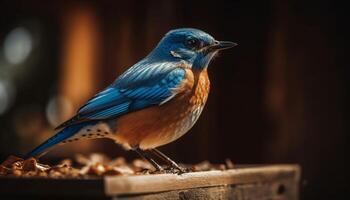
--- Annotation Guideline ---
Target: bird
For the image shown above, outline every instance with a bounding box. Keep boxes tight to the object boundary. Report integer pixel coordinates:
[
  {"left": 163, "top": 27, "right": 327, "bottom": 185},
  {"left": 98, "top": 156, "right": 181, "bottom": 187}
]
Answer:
[{"left": 25, "top": 28, "right": 237, "bottom": 172}]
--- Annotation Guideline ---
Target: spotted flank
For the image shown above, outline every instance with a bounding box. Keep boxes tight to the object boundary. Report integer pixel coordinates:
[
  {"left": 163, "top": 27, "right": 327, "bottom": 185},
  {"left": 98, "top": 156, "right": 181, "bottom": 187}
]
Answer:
[
  {"left": 60, "top": 122, "right": 115, "bottom": 144},
  {"left": 24, "top": 121, "right": 115, "bottom": 158}
]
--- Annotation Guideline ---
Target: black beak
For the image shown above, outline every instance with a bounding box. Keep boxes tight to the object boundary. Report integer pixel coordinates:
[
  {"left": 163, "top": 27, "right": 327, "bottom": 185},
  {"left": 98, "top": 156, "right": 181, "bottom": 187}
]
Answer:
[{"left": 207, "top": 41, "right": 238, "bottom": 52}]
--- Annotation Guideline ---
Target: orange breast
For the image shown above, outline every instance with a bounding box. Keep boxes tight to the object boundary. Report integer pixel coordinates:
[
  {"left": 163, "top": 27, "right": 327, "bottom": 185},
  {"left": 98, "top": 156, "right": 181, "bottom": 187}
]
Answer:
[{"left": 113, "top": 69, "right": 210, "bottom": 150}]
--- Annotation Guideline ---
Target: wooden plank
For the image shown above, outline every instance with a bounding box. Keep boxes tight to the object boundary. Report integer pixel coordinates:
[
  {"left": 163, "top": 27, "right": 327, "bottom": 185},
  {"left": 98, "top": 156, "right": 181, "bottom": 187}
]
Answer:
[
  {"left": 0, "top": 164, "right": 300, "bottom": 199},
  {"left": 0, "top": 177, "right": 104, "bottom": 197},
  {"left": 105, "top": 164, "right": 300, "bottom": 196},
  {"left": 114, "top": 181, "right": 297, "bottom": 200}
]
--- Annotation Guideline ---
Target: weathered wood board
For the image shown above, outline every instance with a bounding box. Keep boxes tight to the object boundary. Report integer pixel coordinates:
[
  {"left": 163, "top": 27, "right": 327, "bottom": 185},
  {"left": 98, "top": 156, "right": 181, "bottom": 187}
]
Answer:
[{"left": 0, "top": 164, "right": 300, "bottom": 200}]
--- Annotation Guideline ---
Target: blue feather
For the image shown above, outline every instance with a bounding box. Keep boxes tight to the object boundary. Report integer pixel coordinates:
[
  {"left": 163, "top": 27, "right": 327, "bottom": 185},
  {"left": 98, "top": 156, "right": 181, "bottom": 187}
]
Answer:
[
  {"left": 78, "top": 88, "right": 123, "bottom": 115},
  {"left": 55, "top": 63, "right": 187, "bottom": 129},
  {"left": 25, "top": 121, "right": 97, "bottom": 158},
  {"left": 86, "top": 102, "right": 130, "bottom": 119}
]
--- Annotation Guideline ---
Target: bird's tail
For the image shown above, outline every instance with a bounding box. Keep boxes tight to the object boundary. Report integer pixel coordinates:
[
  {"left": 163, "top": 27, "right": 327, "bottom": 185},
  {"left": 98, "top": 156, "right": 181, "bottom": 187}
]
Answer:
[{"left": 24, "top": 121, "right": 95, "bottom": 159}]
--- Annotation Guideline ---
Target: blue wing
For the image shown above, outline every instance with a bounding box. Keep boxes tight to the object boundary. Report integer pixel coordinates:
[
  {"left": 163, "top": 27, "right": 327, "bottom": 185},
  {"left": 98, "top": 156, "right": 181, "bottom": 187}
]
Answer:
[{"left": 55, "top": 62, "right": 187, "bottom": 129}]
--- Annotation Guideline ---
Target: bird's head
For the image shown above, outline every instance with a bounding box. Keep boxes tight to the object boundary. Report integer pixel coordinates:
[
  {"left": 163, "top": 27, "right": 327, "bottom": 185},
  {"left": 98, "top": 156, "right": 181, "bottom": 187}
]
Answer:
[{"left": 149, "top": 28, "right": 237, "bottom": 70}]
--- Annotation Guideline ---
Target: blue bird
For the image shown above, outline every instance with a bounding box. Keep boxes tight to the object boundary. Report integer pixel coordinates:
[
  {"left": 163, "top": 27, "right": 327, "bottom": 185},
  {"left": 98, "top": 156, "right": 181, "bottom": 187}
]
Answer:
[{"left": 26, "top": 28, "right": 236, "bottom": 172}]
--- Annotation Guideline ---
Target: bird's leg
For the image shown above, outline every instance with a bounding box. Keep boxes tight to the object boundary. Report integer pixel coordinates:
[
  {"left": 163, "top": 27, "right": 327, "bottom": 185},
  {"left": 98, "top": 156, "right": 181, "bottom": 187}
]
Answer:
[
  {"left": 133, "top": 147, "right": 164, "bottom": 172},
  {"left": 149, "top": 148, "right": 188, "bottom": 173}
]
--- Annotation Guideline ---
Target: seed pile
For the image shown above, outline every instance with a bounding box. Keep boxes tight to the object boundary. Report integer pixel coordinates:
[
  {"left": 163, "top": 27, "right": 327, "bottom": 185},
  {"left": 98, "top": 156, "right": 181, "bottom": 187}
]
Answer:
[{"left": 0, "top": 154, "right": 234, "bottom": 178}]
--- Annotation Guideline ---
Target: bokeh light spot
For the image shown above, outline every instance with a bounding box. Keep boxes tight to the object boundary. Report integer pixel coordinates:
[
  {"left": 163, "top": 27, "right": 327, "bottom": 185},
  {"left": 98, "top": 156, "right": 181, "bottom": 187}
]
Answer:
[
  {"left": 4, "top": 27, "right": 33, "bottom": 65},
  {"left": 46, "top": 95, "right": 74, "bottom": 127},
  {"left": 0, "top": 80, "right": 16, "bottom": 115}
]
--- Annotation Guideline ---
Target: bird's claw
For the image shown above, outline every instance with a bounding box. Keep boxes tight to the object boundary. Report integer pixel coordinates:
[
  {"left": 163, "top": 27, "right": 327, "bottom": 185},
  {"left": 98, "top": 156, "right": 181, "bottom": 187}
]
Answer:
[{"left": 164, "top": 165, "right": 191, "bottom": 174}]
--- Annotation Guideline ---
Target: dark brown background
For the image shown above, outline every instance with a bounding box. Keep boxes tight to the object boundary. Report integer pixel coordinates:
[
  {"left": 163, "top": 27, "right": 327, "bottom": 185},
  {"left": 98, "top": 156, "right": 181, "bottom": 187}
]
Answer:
[{"left": 0, "top": 0, "right": 348, "bottom": 199}]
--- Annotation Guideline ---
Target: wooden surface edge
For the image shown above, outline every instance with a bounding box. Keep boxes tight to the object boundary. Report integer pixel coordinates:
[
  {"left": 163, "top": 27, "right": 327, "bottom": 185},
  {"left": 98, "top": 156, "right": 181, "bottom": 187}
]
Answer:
[
  {"left": 104, "top": 164, "right": 300, "bottom": 196},
  {"left": 0, "top": 177, "right": 105, "bottom": 196}
]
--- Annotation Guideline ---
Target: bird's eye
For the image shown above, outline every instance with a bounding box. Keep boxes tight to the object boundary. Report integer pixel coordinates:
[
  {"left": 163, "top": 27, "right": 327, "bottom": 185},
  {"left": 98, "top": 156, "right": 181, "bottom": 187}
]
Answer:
[{"left": 186, "top": 38, "right": 201, "bottom": 49}]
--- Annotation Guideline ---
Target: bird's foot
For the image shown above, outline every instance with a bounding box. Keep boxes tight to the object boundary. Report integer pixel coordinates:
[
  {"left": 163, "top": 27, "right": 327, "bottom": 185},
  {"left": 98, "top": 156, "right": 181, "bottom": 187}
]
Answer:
[
  {"left": 153, "top": 167, "right": 166, "bottom": 174},
  {"left": 164, "top": 165, "right": 191, "bottom": 175}
]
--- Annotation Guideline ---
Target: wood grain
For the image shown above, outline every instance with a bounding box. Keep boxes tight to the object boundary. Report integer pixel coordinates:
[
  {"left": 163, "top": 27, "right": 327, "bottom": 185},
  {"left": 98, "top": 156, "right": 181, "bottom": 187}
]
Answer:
[
  {"left": 0, "top": 164, "right": 300, "bottom": 200},
  {"left": 105, "top": 164, "right": 300, "bottom": 195}
]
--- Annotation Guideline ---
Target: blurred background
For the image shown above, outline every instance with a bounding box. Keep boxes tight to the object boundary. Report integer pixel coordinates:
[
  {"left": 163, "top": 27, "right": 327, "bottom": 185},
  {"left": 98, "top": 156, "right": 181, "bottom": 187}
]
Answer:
[{"left": 0, "top": 0, "right": 347, "bottom": 199}]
